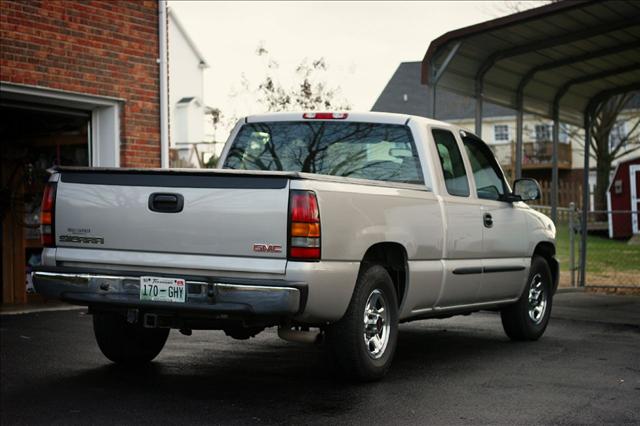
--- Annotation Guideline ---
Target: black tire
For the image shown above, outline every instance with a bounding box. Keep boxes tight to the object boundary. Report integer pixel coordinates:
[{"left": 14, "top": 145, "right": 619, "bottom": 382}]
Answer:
[
  {"left": 501, "top": 255, "right": 553, "bottom": 341},
  {"left": 93, "top": 312, "right": 169, "bottom": 364},
  {"left": 326, "top": 264, "right": 398, "bottom": 382}
]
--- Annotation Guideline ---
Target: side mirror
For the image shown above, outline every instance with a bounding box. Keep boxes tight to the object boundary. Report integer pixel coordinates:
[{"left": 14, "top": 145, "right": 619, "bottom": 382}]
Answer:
[{"left": 513, "top": 178, "right": 541, "bottom": 201}]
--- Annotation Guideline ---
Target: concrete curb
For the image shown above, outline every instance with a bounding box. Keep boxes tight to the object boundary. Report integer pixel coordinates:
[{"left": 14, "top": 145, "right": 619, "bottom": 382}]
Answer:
[
  {"left": 556, "top": 287, "right": 586, "bottom": 294},
  {"left": 557, "top": 286, "right": 640, "bottom": 296},
  {"left": 584, "top": 285, "right": 640, "bottom": 296}
]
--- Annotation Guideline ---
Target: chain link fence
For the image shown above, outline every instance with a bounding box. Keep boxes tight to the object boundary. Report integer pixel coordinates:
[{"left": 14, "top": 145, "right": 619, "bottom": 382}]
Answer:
[{"left": 532, "top": 205, "right": 640, "bottom": 292}]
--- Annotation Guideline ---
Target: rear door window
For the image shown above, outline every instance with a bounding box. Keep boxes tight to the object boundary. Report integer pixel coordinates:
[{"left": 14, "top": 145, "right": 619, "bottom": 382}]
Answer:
[
  {"left": 223, "top": 121, "right": 425, "bottom": 185},
  {"left": 431, "top": 129, "right": 469, "bottom": 197}
]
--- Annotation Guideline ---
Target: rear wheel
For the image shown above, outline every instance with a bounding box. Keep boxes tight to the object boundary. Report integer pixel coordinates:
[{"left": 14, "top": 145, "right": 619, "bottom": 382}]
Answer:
[
  {"left": 501, "top": 255, "right": 553, "bottom": 341},
  {"left": 93, "top": 312, "right": 169, "bottom": 364},
  {"left": 326, "top": 264, "right": 398, "bottom": 381}
]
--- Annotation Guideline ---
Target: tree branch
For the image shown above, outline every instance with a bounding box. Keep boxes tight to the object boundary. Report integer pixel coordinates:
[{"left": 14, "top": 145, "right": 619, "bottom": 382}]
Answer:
[{"left": 612, "top": 145, "right": 640, "bottom": 161}]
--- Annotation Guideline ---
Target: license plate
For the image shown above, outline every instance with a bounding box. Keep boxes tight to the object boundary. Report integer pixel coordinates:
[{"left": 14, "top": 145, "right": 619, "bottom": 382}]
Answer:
[{"left": 140, "top": 276, "right": 186, "bottom": 303}]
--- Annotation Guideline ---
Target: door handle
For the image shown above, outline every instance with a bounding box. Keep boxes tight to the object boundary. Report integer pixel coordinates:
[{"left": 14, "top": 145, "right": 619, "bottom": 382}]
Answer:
[
  {"left": 148, "top": 193, "right": 184, "bottom": 213},
  {"left": 483, "top": 212, "right": 493, "bottom": 228}
]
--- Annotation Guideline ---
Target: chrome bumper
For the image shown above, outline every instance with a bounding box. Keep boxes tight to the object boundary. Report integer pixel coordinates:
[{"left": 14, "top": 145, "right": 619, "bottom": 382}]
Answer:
[{"left": 32, "top": 268, "right": 304, "bottom": 316}]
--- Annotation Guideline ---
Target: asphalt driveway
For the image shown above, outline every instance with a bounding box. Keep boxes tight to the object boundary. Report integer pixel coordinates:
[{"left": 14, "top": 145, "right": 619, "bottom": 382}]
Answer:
[{"left": 1, "top": 292, "right": 639, "bottom": 425}]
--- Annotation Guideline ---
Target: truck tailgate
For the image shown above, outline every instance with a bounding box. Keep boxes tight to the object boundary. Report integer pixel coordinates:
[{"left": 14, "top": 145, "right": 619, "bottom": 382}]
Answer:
[{"left": 54, "top": 170, "right": 290, "bottom": 262}]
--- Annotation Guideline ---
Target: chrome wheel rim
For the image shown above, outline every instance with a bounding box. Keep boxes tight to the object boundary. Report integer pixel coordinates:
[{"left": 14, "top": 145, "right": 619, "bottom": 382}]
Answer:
[
  {"left": 528, "top": 273, "right": 547, "bottom": 324},
  {"left": 363, "top": 289, "right": 390, "bottom": 359}
]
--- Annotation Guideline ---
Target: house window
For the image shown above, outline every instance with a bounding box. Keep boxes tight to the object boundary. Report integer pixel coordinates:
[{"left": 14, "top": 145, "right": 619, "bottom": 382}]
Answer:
[
  {"left": 535, "top": 124, "right": 552, "bottom": 142},
  {"left": 609, "top": 121, "right": 627, "bottom": 151},
  {"left": 494, "top": 125, "right": 509, "bottom": 143},
  {"left": 559, "top": 124, "right": 570, "bottom": 144}
]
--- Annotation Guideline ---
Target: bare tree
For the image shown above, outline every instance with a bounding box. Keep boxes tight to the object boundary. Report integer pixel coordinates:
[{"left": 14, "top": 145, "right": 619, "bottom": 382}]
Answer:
[
  {"left": 485, "top": 0, "right": 552, "bottom": 16},
  {"left": 250, "top": 45, "right": 351, "bottom": 112},
  {"left": 589, "top": 94, "right": 640, "bottom": 212},
  {"left": 207, "top": 107, "right": 222, "bottom": 139},
  {"left": 205, "top": 45, "right": 352, "bottom": 169}
]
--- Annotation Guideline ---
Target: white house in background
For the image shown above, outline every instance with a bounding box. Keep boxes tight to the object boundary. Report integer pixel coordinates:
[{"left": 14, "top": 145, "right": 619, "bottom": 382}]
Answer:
[{"left": 168, "top": 8, "right": 218, "bottom": 167}]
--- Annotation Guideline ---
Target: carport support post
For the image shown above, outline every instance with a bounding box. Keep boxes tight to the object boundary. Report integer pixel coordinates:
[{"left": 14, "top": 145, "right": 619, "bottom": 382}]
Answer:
[
  {"left": 429, "top": 61, "right": 437, "bottom": 118},
  {"left": 430, "top": 42, "right": 460, "bottom": 120},
  {"left": 579, "top": 111, "right": 591, "bottom": 287},
  {"left": 475, "top": 83, "right": 483, "bottom": 137},
  {"left": 515, "top": 93, "right": 524, "bottom": 179},
  {"left": 431, "top": 81, "right": 437, "bottom": 119},
  {"left": 569, "top": 202, "right": 576, "bottom": 287},
  {"left": 551, "top": 104, "right": 560, "bottom": 224}
]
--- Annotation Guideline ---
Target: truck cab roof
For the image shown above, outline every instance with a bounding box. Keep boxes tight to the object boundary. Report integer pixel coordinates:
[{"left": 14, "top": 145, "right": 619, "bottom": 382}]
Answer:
[{"left": 244, "top": 111, "right": 470, "bottom": 134}]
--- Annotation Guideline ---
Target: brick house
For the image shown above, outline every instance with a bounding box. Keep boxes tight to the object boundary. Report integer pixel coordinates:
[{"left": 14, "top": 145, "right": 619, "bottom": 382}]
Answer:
[{"left": 0, "top": 1, "right": 167, "bottom": 304}]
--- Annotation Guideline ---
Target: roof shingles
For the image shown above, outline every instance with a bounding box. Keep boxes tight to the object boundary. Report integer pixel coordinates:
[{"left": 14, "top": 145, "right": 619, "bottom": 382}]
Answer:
[{"left": 371, "top": 62, "right": 514, "bottom": 121}]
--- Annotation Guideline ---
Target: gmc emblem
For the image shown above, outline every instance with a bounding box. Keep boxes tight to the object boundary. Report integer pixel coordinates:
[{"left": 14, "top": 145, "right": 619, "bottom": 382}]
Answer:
[{"left": 253, "top": 243, "right": 282, "bottom": 253}]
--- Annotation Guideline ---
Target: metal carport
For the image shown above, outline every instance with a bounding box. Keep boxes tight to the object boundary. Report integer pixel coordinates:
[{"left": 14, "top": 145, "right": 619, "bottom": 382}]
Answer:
[{"left": 421, "top": 0, "right": 640, "bottom": 286}]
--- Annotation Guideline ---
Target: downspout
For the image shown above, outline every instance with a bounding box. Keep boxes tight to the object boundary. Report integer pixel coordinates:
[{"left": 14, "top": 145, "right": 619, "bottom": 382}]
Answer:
[{"left": 158, "top": 0, "right": 169, "bottom": 168}]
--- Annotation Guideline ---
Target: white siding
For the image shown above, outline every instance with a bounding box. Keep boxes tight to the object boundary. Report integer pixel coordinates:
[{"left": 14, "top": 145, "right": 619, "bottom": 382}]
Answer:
[{"left": 168, "top": 12, "right": 206, "bottom": 145}]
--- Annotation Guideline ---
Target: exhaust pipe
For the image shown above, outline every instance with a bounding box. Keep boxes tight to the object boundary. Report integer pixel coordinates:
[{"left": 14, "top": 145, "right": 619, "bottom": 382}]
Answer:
[{"left": 278, "top": 326, "right": 322, "bottom": 344}]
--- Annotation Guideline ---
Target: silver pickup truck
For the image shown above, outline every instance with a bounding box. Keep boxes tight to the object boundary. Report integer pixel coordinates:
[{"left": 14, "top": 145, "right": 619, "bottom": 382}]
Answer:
[{"left": 34, "top": 112, "right": 558, "bottom": 381}]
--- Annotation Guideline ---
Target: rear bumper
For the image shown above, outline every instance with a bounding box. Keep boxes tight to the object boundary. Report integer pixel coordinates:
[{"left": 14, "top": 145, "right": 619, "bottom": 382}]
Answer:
[{"left": 32, "top": 266, "right": 305, "bottom": 317}]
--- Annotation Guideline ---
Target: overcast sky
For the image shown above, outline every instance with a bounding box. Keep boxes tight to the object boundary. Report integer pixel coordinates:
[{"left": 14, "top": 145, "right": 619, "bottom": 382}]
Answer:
[{"left": 168, "top": 1, "right": 545, "bottom": 138}]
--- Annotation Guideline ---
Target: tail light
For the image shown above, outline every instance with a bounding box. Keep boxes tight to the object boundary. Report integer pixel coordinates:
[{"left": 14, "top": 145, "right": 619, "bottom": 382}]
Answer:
[
  {"left": 288, "top": 190, "right": 320, "bottom": 261},
  {"left": 40, "top": 182, "right": 57, "bottom": 247}
]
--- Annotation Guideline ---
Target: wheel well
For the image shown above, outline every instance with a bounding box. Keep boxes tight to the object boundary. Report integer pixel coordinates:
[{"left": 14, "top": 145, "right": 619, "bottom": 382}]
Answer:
[
  {"left": 360, "top": 242, "right": 408, "bottom": 308},
  {"left": 533, "top": 242, "right": 559, "bottom": 293}
]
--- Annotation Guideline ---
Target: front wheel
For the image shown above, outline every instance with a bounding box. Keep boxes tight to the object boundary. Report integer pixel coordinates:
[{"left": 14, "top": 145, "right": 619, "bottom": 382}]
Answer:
[
  {"left": 501, "top": 255, "right": 553, "bottom": 341},
  {"left": 326, "top": 264, "right": 398, "bottom": 381},
  {"left": 93, "top": 312, "right": 169, "bottom": 364}
]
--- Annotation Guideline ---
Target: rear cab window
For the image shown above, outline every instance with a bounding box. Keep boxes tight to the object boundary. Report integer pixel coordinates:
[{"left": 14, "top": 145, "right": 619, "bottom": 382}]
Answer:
[
  {"left": 223, "top": 121, "right": 425, "bottom": 185},
  {"left": 431, "top": 128, "right": 470, "bottom": 197}
]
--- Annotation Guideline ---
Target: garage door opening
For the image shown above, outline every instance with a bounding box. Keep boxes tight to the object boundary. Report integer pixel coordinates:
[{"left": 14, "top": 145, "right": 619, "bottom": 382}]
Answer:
[{"left": 1, "top": 103, "right": 91, "bottom": 304}]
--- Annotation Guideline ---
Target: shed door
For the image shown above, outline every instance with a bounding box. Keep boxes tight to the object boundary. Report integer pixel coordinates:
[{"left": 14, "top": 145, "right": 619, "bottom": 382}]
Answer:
[{"left": 631, "top": 165, "right": 640, "bottom": 234}]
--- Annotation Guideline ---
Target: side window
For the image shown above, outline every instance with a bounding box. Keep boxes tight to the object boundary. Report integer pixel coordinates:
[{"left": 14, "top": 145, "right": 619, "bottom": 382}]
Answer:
[
  {"left": 431, "top": 129, "right": 469, "bottom": 197},
  {"left": 461, "top": 133, "right": 508, "bottom": 201}
]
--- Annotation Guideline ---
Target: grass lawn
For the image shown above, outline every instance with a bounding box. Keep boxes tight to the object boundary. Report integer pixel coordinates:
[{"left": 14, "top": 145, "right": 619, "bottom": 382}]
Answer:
[{"left": 555, "top": 223, "right": 640, "bottom": 285}]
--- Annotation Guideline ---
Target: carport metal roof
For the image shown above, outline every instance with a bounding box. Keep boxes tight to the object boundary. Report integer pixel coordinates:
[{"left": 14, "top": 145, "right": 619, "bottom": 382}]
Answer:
[
  {"left": 421, "top": 0, "right": 640, "bottom": 287},
  {"left": 422, "top": 0, "right": 640, "bottom": 128}
]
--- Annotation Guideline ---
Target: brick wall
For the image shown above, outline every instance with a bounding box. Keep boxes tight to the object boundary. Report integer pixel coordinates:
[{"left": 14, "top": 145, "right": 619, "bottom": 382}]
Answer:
[{"left": 0, "top": 0, "right": 161, "bottom": 167}]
